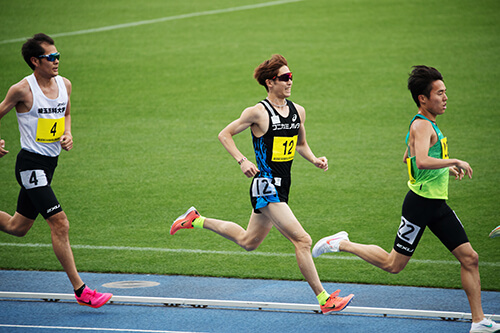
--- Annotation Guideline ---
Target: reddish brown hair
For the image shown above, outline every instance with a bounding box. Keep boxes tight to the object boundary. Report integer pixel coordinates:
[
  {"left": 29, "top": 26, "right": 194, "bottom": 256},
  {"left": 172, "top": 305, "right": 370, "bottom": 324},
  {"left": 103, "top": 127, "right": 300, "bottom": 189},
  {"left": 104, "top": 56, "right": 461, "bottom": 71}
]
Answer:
[{"left": 253, "top": 54, "right": 288, "bottom": 91}]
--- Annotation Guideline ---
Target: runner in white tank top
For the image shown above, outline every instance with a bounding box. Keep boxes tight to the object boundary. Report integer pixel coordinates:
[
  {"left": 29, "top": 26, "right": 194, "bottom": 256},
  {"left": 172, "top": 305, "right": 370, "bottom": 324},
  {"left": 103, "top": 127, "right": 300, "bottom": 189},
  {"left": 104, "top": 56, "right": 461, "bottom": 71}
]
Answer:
[
  {"left": 0, "top": 33, "right": 112, "bottom": 309},
  {"left": 18, "top": 73, "right": 68, "bottom": 157}
]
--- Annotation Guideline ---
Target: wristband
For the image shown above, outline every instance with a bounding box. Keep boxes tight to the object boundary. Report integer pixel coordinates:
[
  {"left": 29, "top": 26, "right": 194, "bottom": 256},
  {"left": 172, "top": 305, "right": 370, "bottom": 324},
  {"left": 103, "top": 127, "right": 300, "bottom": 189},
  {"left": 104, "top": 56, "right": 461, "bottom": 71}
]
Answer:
[{"left": 238, "top": 157, "right": 247, "bottom": 165}]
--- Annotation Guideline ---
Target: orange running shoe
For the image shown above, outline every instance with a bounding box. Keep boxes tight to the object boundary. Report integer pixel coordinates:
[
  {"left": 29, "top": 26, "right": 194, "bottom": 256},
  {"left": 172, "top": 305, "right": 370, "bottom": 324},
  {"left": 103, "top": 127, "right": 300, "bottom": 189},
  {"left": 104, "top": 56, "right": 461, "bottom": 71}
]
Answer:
[
  {"left": 170, "top": 206, "right": 200, "bottom": 235},
  {"left": 320, "top": 291, "right": 354, "bottom": 314}
]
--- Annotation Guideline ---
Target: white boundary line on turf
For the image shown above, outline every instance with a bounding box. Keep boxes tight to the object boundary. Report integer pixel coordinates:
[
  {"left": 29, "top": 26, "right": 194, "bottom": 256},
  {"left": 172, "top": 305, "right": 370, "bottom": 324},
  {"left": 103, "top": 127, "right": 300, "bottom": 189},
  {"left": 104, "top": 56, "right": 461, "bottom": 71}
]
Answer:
[
  {"left": 0, "top": 0, "right": 303, "bottom": 45},
  {"left": 1, "top": 242, "right": 499, "bottom": 267},
  {"left": 0, "top": 324, "right": 204, "bottom": 333},
  {"left": 1, "top": 291, "right": 499, "bottom": 321}
]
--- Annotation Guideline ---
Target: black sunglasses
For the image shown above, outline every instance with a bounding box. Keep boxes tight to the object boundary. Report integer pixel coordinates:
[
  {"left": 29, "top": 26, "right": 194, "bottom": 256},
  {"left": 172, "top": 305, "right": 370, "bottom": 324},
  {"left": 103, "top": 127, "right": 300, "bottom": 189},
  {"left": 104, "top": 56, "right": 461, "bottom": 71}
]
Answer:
[{"left": 272, "top": 72, "right": 293, "bottom": 82}]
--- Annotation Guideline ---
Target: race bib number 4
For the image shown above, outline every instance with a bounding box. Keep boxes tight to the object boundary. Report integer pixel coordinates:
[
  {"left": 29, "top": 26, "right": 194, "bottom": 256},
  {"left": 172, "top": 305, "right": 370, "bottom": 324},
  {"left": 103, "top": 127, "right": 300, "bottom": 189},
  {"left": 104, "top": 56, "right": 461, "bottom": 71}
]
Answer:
[
  {"left": 272, "top": 135, "right": 297, "bottom": 162},
  {"left": 20, "top": 169, "right": 48, "bottom": 189},
  {"left": 36, "top": 118, "right": 65, "bottom": 143}
]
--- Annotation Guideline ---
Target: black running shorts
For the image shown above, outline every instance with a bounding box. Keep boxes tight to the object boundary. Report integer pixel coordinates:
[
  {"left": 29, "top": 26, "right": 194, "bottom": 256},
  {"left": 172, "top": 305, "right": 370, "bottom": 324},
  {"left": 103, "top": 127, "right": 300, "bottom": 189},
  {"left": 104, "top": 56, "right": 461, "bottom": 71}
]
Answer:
[
  {"left": 250, "top": 175, "right": 291, "bottom": 213},
  {"left": 394, "top": 190, "right": 469, "bottom": 256},
  {"left": 15, "top": 149, "right": 62, "bottom": 220}
]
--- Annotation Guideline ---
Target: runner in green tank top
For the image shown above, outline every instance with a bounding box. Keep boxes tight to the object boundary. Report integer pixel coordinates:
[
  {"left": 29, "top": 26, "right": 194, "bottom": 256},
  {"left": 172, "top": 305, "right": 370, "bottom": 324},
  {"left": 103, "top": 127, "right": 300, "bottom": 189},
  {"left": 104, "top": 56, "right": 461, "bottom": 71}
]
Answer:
[
  {"left": 405, "top": 113, "right": 449, "bottom": 199},
  {"left": 312, "top": 66, "right": 499, "bottom": 332}
]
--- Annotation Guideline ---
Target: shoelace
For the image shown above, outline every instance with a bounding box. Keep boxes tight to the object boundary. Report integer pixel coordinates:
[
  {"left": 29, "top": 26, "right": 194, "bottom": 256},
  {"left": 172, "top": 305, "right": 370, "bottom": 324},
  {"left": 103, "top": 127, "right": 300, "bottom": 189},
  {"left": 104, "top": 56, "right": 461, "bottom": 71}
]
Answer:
[
  {"left": 485, "top": 315, "right": 497, "bottom": 326},
  {"left": 85, "top": 289, "right": 97, "bottom": 299},
  {"left": 473, "top": 316, "right": 496, "bottom": 328},
  {"left": 323, "top": 290, "right": 341, "bottom": 306}
]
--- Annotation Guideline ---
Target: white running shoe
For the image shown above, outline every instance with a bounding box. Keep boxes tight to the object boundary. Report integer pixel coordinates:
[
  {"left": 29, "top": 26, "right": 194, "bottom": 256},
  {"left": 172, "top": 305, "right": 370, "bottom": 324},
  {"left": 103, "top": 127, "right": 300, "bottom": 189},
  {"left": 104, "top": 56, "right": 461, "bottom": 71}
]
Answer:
[
  {"left": 489, "top": 225, "right": 500, "bottom": 238},
  {"left": 312, "top": 231, "right": 349, "bottom": 258},
  {"left": 470, "top": 318, "right": 500, "bottom": 333}
]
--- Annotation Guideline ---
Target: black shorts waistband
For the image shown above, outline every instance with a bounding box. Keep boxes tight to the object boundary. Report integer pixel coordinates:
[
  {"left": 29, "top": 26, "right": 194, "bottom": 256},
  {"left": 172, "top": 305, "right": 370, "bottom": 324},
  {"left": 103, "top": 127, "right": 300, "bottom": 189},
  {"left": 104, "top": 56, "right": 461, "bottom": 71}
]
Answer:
[{"left": 18, "top": 149, "right": 58, "bottom": 168}]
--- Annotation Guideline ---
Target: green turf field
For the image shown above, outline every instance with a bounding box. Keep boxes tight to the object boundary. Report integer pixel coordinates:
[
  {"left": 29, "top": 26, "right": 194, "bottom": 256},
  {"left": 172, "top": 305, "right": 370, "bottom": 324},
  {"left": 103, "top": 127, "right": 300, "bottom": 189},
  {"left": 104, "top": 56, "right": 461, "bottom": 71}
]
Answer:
[{"left": 0, "top": 0, "right": 499, "bottom": 291}]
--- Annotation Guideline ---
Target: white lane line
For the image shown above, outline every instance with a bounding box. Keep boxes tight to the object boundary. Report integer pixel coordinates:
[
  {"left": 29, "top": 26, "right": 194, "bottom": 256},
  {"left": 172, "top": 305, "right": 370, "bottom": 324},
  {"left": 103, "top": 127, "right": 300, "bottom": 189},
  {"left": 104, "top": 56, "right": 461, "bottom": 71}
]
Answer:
[
  {"left": 0, "top": 0, "right": 303, "bottom": 45},
  {"left": 1, "top": 292, "right": 499, "bottom": 321},
  {"left": 0, "top": 324, "right": 205, "bottom": 333},
  {"left": 1, "top": 242, "right": 498, "bottom": 267}
]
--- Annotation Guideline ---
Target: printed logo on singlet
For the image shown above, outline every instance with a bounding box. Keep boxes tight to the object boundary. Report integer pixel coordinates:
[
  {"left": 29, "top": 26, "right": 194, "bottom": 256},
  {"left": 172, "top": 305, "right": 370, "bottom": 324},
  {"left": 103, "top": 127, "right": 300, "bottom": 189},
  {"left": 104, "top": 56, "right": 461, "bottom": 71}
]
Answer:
[
  {"left": 272, "top": 123, "right": 300, "bottom": 131},
  {"left": 38, "top": 106, "right": 66, "bottom": 114}
]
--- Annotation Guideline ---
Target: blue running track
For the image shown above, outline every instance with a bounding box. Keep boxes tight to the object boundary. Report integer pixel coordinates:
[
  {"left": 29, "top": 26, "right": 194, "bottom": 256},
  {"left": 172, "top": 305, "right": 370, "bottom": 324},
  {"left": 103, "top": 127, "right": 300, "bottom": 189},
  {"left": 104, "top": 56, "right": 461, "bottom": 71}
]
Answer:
[{"left": 0, "top": 270, "right": 499, "bottom": 332}]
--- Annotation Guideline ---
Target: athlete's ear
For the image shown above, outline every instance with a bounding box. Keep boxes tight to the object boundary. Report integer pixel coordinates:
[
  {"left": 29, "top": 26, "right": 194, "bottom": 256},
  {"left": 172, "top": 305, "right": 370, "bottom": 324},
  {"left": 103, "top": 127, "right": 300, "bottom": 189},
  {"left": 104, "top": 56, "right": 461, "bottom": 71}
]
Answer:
[
  {"left": 265, "top": 79, "right": 273, "bottom": 90},
  {"left": 30, "top": 57, "right": 40, "bottom": 68},
  {"left": 418, "top": 94, "right": 427, "bottom": 105}
]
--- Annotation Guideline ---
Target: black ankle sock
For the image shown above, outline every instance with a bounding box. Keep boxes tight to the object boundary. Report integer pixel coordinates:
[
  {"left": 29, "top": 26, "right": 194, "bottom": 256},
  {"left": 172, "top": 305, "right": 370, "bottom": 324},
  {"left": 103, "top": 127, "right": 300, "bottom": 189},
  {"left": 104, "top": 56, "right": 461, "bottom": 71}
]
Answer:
[{"left": 74, "top": 284, "right": 86, "bottom": 297}]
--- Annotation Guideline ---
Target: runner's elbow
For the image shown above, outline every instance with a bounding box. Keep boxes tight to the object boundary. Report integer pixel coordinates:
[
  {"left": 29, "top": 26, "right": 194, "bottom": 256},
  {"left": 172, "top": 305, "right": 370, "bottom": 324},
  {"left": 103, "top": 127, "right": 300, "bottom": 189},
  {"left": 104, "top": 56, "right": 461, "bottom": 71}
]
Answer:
[{"left": 218, "top": 130, "right": 231, "bottom": 144}]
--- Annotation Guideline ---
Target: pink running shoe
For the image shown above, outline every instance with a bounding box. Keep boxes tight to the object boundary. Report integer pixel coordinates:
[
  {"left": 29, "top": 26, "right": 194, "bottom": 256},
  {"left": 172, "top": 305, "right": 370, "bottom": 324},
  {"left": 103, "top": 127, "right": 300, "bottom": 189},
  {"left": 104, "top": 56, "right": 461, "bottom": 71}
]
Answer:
[
  {"left": 170, "top": 206, "right": 200, "bottom": 235},
  {"left": 75, "top": 286, "right": 113, "bottom": 308}
]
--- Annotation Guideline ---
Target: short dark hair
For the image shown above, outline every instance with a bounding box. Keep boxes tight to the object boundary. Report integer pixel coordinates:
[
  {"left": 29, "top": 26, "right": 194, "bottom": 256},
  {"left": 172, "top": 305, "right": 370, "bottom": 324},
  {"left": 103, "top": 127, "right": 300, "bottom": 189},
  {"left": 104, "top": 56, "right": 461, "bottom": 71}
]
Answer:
[
  {"left": 21, "top": 33, "right": 55, "bottom": 70},
  {"left": 254, "top": 54, "right": 288, "bottom": 91},
  {"left": 407, "top": 65, "right": 444, "bottom": 107}
]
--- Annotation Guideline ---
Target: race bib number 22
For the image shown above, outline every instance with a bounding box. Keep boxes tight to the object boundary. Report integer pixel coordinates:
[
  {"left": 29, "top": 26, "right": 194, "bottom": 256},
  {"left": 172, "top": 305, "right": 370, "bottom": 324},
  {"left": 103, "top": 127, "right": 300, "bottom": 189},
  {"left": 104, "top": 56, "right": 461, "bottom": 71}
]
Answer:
[{"left": 397, "top": 216, "right": 421, "bottom": 245}]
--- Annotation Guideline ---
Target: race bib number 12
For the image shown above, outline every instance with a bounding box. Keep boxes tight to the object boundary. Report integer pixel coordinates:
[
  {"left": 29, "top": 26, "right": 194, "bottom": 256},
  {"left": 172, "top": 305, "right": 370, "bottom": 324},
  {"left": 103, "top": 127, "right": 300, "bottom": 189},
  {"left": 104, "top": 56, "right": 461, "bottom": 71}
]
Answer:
[
  {"left": 251, "top": 178, "right": 277, "bottom": 198},
  {"left": 272, "top": 135, "right": 297, "bottom": 162}
]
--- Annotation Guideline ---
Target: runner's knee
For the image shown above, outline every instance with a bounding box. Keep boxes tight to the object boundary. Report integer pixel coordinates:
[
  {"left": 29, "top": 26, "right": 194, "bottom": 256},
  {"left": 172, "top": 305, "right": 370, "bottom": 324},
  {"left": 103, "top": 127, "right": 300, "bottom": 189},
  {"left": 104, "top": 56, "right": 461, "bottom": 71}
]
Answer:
[
  {"left": 9, "top": 226, "right": 30, "bottom": 237},
  {"left": 242, "top": 243, "right": 258, "bottom": 252},
  {"left": 7, "top": 222, "right": 30, "bottom": 237},
  {"left": 386, "top": 264, "right": 405, "bottom": 274},
  {"left": 384, "top": 255, "right": 408, "bottom": 274},
  {"left": 239, "top": 235, "right": 264, "bottom": 252},
  {"left": 459, "top": 249, "right": 479, "bottom": 269},
  {"left": 47, "top": 213, "right": 70, "bottom": 237},
  {"left": 294, "top": 232, "right": 312, "bottom": 251},
  {"left": 1, "top": 213, "right": 33, "bottom": 237}
]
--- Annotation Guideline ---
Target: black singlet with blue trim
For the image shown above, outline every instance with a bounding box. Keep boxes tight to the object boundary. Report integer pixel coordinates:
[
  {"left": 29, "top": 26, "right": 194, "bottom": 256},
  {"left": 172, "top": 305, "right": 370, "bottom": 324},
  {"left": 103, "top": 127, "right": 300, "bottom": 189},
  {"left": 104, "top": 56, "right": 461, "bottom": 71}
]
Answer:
[{"left": 250, "top": 99, "right": 301, "bottom": 211}]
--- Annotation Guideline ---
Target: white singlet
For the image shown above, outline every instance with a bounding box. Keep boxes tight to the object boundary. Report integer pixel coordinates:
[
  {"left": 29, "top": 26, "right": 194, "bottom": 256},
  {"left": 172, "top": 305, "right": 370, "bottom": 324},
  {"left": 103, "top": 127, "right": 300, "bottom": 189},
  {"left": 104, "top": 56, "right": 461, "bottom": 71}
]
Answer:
[{"left": 17, "top": 74, "right": 68, "bottom": 157}]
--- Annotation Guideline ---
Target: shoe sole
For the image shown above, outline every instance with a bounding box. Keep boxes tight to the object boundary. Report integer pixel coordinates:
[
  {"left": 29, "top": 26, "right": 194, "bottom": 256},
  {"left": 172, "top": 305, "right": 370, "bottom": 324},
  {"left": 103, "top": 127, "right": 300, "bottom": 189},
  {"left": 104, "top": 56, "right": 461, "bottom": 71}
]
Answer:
[
  {"left": 170, "top": 207, "right": 198, "bottom": 235},
  {"left": 489, "top": 226, "right": 500, "bottom": 238},
  {"left": 322, "top": 295, "right": 354, "bottom": 315}
]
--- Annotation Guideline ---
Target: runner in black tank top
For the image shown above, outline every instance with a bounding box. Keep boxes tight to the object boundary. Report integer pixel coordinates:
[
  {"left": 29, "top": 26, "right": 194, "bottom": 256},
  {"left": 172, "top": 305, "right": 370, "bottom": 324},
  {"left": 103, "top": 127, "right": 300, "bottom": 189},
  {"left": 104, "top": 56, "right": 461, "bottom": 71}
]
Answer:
[
  {"left": 250, "top": 99, "right": 300, "bottom": 212},
  {"left": 171, "top": 54, "right": 354, "bottom": 314}
]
